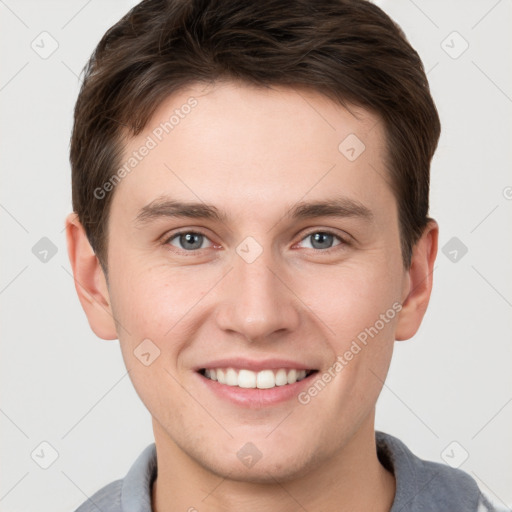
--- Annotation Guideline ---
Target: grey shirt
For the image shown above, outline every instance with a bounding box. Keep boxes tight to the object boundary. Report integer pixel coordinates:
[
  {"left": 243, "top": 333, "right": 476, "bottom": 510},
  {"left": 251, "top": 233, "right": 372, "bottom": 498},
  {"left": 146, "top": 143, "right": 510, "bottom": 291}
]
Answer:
[{"left": 74, "top": 431, "right": 497, "bottom": 511}]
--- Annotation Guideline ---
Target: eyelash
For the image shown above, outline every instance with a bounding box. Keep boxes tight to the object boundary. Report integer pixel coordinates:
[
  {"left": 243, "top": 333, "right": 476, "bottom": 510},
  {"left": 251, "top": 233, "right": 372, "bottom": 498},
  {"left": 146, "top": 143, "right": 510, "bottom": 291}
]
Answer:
[{"left": 163, "top": 229, "right": 350, "bottom": 254}]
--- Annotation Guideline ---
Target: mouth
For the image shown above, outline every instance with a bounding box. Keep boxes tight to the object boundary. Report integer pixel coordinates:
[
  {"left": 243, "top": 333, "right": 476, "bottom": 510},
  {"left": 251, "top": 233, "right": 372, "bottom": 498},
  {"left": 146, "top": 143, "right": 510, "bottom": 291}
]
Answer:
[{"left": 198, "top": 367, "right": 319, "bottom": 389}]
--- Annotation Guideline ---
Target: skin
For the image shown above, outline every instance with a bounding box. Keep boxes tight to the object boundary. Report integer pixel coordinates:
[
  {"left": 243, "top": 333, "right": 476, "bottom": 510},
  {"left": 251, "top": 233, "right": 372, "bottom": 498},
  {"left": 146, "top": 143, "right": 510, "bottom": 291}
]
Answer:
[{"left": 66, "top": 81, "right": 438, "bottom": 511}]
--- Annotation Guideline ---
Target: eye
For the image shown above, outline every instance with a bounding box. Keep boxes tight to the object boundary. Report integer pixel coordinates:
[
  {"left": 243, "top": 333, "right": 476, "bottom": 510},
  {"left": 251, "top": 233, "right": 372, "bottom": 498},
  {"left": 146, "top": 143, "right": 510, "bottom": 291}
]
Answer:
[
  {"left": 167, "top": 231, "right": 213, "bottom": 251},
  {"left": 298, "top": 231, "right": 344, "bottom": 250}
]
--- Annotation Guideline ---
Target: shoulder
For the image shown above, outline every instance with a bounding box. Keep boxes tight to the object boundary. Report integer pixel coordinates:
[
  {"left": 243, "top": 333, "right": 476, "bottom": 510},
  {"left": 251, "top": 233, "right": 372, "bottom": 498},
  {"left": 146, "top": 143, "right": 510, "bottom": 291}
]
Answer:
[
  {"left": 72, "top": 443, "right": 157, "bottom": 512},
  {"left": 73, "top": 479, "right": 123, "bottom": 512},
  {"left": 376, "top": 431, "right": 498, "bottom": 512}
]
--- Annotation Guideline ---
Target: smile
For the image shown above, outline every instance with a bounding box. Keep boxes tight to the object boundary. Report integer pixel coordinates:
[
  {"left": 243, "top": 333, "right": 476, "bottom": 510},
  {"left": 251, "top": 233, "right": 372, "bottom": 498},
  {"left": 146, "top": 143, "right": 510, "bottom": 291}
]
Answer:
[{"left": 199, "top": 368, "right": 317, "bottom": 389}]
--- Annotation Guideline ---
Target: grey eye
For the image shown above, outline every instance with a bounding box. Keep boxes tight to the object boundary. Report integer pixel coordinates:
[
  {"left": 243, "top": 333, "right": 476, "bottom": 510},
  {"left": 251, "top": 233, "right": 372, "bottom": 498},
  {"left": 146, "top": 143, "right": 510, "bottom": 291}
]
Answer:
[
  {"left": 300, "top": 232, "right": 341, "bottom": 250},
  {"left": 169, "top": 232, "right": 210, "bottom": 251}
]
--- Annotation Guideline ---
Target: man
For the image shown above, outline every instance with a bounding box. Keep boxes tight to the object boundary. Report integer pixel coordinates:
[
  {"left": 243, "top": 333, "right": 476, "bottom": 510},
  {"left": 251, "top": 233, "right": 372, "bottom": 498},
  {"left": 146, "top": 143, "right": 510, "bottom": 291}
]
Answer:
[{"left": 65, "top": 0, "right": 496, "bottom": 510}]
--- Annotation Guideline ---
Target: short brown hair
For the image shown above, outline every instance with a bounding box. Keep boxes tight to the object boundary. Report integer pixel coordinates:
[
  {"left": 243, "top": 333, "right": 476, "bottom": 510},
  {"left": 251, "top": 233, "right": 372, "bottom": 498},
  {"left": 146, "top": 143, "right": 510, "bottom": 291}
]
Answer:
[{"left": 70, "top": 0, "right": 440, "bottom": 269}]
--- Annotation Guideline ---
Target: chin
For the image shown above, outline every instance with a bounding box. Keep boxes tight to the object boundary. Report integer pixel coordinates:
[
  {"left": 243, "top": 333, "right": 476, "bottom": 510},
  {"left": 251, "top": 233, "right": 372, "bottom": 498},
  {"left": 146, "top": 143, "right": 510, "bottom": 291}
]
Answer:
[
  {"left": 195, "top": 438, "right": 323, "bottom": 484},
  {"left": 210, "top": 457, "right": 314, "bottom": 484}
]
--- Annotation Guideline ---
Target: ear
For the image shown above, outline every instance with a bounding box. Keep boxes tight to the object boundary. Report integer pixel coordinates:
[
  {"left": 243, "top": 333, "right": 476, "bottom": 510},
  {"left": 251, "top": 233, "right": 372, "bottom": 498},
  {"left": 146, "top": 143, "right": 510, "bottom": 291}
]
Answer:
[
  {"left": 65, "top": 213, "right": 117, "bottom": 340},
  {"left": 395, "top": 220, "right": 438, "bottom": 341}
]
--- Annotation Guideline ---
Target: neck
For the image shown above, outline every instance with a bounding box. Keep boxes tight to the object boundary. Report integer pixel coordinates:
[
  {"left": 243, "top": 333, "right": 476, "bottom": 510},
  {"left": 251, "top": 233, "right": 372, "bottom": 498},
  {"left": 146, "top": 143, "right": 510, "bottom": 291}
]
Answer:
[{"left": 151, "top": 415, "right": 395, "bottom": 512}]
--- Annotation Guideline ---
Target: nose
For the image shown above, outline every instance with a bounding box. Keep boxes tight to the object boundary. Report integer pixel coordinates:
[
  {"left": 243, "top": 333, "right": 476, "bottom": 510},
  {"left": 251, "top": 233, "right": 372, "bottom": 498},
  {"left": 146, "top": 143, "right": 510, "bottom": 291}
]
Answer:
[{"left": 215, "top": 250, "right": 301, "bottom": 343}]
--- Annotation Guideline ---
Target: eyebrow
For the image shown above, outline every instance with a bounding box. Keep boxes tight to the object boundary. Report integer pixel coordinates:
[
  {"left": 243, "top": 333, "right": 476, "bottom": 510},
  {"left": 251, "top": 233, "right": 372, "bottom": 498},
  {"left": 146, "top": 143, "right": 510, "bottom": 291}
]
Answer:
[
  {"left": 135, "top": 196, "right": 373, "bottom": 226},
  {"left": 135, "top": 198, "right": 227, "bottom": 225},
  {"left": 287, "top": 198, "right": 373, "bottom": 222}
]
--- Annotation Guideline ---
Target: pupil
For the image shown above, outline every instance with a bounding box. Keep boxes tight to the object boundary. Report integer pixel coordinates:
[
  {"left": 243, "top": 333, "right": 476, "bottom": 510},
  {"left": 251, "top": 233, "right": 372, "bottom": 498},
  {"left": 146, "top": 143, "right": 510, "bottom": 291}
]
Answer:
[{"left": 311, "top": 232, "right": 332, "bottom": 249}]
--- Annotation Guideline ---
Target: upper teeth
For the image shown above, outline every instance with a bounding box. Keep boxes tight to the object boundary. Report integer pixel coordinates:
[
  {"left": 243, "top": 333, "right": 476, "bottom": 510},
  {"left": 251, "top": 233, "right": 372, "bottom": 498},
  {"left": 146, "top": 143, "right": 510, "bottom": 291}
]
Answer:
[{"left": 203, "top": 368, "right": 309, "bottom": 389}]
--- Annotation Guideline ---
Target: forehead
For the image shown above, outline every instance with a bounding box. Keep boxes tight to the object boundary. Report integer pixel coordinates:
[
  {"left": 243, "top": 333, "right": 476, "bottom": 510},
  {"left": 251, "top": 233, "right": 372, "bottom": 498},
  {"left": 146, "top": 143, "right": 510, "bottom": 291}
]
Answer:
[{"left": 112, "top": 81, "right": 395, "bottom": 225}]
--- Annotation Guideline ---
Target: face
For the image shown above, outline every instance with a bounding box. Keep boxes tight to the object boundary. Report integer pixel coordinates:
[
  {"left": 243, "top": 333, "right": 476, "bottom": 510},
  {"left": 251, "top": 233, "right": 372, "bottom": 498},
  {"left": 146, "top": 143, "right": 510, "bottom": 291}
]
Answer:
[{"left": 97, "top": 82, "right": 411, "bottom": 482}]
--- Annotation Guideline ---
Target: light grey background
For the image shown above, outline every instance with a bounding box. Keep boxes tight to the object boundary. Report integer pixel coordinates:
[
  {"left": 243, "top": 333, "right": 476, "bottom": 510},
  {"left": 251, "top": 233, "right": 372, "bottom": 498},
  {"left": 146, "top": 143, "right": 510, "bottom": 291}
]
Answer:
[{"left": 1, "top": 1, "right": 511, "bottom": 510}]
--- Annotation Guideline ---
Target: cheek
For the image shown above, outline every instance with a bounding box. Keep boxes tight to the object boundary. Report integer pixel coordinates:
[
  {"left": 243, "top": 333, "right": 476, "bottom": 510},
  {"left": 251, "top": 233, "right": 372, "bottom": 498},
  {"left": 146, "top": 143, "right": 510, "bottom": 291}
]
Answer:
[
  {"left": 298, "top": 263, "right": 400, "bottom": 414},
  {"left": 109, "top": 263, "right": 210, "bottom": 341},
  {"left": 299, "top": 258, "right": 402, "bottom": 342},
  {"left": 107, "top": 266, "right": 198, "bottom": 416},
  {"left": 107, "top": 261, "right": 225, "bottom": 397}
]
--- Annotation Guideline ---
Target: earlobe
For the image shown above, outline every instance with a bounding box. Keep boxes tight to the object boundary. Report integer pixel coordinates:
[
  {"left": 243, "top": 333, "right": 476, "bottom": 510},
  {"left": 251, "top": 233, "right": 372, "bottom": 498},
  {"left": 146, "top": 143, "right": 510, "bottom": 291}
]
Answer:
[
  {"left": 395, "top": 220, "right": 438, "bottom": 341},
  {"left": 65, "top": 213, "right": 118, "bottom": 340}
]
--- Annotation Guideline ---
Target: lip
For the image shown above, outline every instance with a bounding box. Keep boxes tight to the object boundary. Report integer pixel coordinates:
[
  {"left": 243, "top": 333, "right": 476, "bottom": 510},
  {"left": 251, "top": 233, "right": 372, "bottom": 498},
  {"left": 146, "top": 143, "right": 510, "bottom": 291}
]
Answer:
[
  {"left": 194, "top": 357, "right": 320, "bottom": 408},
  {"left": 194, "top": 357, "right": 316, "bottom": 373}
]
